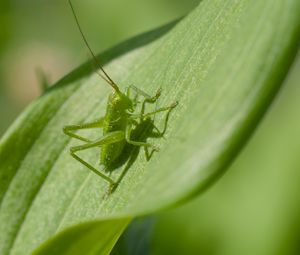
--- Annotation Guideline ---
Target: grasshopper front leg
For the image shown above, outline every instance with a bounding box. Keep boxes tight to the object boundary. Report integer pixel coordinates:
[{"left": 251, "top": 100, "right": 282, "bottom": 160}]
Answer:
[
  {"left": 127, "top": 85, "right": 162, "bottom": 117},
  {"left": 129, "top": 101, "right": 178, "bottom": 120}
]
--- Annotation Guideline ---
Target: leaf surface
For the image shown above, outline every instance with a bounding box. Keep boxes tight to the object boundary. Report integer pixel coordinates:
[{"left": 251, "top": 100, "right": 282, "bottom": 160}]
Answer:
[
  {"left": 32, "top": 219, "right": 130, "bottom": 255},
  {"left": 0, "top": 0, "right": 299, "bottom": 254}
]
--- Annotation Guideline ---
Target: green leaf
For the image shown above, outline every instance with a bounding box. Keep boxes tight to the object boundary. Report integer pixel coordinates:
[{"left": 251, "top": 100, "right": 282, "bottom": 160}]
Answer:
[
  {"left": 0, "top": 0, "right": 299, "bottom": 254},
  {"left": 32, "top": 219, "right": 130, "bottom": 255},
  {"left": 151, "top": 51, "right": 300, "bottom": 255}
]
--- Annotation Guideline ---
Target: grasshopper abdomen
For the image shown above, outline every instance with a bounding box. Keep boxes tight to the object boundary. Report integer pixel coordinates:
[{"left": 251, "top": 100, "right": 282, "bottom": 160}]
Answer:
[{"left": 100, "top": 91, "right": 132, "bottom": 168}]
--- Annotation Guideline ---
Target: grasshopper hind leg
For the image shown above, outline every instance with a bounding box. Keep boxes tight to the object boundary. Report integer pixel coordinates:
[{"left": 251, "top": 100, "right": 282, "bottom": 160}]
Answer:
[{"left": 69, "top": 131, "right": 125, "bottom": 187}]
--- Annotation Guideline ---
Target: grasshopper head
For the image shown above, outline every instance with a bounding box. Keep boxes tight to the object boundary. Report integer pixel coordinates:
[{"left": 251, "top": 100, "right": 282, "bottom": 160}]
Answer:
[{"left": 113, "top": 91, "right": 134, "bottom": 112}]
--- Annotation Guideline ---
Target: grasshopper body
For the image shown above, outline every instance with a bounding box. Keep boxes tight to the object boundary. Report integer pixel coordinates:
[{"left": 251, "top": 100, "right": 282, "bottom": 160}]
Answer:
[
  {"left": 101, "top": 91, "right": 132, "bottom": 167},
  {"left": 64, "top": 0, "right": 177, "bottom": 190}
]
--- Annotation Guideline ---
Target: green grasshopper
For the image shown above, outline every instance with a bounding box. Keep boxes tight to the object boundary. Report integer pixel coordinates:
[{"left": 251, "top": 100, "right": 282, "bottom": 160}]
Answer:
[{"left": 64, "top": 0, "right": 178, "bottom": 190}]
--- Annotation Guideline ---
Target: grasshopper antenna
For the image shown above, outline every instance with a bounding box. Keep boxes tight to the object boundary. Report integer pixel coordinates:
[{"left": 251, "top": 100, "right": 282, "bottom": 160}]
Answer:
[{"left": 68, "top": 0, "right": 120, "bottom": 92}]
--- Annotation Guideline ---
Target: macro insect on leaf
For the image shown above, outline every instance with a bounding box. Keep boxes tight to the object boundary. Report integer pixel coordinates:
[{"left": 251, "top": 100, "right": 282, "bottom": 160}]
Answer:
[{"left": 64, "top": 0, "right": 178, "bottom": 192}]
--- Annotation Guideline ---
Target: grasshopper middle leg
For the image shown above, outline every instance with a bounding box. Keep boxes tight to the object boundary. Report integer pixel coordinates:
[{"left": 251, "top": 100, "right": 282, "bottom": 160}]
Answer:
[{"left": 63, "top": 117, "right": 104, "bottom": 142}]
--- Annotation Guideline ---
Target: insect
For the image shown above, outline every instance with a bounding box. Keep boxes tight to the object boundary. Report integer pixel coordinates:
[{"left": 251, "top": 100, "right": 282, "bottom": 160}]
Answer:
[{"left": 64, "top": 0, "right": 178, "bottom": 190}]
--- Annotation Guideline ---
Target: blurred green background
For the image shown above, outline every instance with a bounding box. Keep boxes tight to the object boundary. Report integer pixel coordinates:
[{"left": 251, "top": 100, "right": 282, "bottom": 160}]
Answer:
[{"left": 1, "top": 1, "right": 300, "bottom": 255}]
